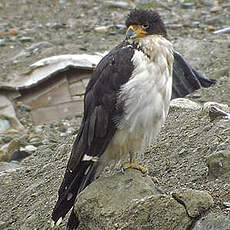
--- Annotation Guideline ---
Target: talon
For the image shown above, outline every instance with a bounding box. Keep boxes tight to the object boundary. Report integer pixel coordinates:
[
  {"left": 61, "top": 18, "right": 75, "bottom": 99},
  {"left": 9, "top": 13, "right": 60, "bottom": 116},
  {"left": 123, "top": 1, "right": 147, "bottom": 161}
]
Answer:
[
  {"left": 122, "top": 162, "right": 147, "bottom": 174},
  {"left": 122, "top": 152, "right": 147, "bottom": 174}
]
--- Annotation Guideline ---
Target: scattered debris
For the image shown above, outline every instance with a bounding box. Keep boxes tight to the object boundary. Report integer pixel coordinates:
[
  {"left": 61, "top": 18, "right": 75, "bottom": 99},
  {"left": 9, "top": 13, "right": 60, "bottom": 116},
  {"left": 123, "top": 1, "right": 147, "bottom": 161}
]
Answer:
[
  {"left": 19, "top": 36, "right": 33, "bottom": 43},
  {"left": 8, "top": 28, "right": 18, "bottom": 36},
  {"left": 103, "top": 1, "right": 131, "bottom": 9},
  {"left": 170, "top": 98, "right": 202, "bottom": 111},
  {"left": 0, "top": 39, "right": 6, "bottom": 46},
  {"left": 203, "top": 102, "right": 230, "bottom": 121},
  {"left": 0, "top": 54, "right": 104, "bottom": 124},
  {"left": 0, "top": 95, "right": 24, "bottom": 132},
  {"left": 0, "top": 117, "right": 10, "bottom": 132},
  {"left": 213, "top": 27, "right": 230, "bottom": 34},
  {"left": 94, "top": 26, "right": 109, "bottom": 34},
  {"left": 206, "top": 150, "right": 230, "bottom": 179}
]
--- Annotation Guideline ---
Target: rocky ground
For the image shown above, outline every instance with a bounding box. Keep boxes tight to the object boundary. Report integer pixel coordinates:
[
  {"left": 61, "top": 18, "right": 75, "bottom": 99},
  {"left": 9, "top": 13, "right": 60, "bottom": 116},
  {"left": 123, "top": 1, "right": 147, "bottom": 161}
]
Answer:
[{"left": 0, "top": 0, "right": 230, "bottom": 229}]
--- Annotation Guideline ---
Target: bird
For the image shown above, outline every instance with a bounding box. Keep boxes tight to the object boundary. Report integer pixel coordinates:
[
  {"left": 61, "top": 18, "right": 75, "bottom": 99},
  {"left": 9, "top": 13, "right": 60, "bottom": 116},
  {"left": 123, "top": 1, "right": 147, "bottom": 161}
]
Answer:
[{"left": 51, "top": 8, "right": 214, "bottom": 229}]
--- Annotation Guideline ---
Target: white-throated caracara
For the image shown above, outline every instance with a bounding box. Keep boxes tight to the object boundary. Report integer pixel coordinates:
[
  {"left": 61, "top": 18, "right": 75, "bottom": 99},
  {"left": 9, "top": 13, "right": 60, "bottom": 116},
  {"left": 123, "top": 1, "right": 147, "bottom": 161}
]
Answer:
[{"left": 51, "top": 8, "right": 215, "bottom": 229}]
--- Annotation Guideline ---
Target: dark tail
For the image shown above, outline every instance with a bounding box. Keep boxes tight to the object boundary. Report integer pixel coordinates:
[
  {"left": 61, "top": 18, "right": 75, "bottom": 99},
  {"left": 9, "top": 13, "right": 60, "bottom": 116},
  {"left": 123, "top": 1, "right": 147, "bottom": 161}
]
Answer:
[{"left": 51, "top": 159, "right": 98, "bottom": 229}]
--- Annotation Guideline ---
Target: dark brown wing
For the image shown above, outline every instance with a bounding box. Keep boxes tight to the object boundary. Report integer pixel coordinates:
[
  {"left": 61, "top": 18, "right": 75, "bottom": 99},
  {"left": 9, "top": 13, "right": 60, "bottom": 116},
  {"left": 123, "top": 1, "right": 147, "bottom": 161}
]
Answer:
[
  {"left": 172, "top": 51, "right": 216, "bottom": 99},
  {"left": 52, "top": 43, "right": 135, "bottom": 226}
]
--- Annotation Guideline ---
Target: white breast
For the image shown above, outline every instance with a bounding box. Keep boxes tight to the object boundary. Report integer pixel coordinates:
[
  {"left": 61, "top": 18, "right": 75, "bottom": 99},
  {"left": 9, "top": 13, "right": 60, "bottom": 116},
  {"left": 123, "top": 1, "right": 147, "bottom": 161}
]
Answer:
[{"left": 102, "top": 35, "right": 173, "bottom": 163}]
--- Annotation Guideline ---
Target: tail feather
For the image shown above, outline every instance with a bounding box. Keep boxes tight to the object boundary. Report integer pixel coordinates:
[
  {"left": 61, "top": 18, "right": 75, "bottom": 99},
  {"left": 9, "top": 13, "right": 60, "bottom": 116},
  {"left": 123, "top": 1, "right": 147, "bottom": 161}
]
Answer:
[
  {"left": 67, "top": 209, "right": 80, "bottom": 230},
  {"left": 51, "top": 160, "right": 98, "bottom": 227}
]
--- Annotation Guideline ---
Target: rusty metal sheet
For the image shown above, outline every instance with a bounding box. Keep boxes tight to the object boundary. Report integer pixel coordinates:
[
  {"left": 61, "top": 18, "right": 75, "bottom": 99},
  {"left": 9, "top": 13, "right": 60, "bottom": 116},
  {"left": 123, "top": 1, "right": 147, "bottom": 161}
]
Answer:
[
  {"left": 69, "top": 80, "right": 85, "bottom": 96},
  {"left": 20, "top": 77, "right": 71, "bottom": 109},
  {"left": 31, "top": 100, "right": 84, "bottom": 124},
  {"left": 11, "top": 54, "right": 103, "bottom": 90},
  {"left": 0, "top": 54, "right": 105, "bottom": 91},
  {"left": 67, "top": 69, "right": 92, "bottom": 84}
]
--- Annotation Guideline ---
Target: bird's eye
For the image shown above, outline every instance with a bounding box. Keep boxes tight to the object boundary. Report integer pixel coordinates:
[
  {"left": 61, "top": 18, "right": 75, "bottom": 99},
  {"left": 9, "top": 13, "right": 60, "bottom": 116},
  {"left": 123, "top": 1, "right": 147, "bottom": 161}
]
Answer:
[{"left": 143, "top": 24, "right": 149, "bottom": 29}]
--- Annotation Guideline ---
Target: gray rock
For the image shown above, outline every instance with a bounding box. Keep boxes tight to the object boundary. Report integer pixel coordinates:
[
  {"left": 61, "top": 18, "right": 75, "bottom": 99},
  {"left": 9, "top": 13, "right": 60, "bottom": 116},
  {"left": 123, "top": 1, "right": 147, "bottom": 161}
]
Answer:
[
  {"left": 0, "top": 39, "right": 6, "bottom": 46},
  {"left": 75, "top": 170, "right": 194, "bottom": 230},
  {"left": 206, "top": 150, "right": 230, "bottom": 178},
  {"left": 0, "top": 161, "right": 21, "bottom": 175},
  {"left": 170, "top": 98, "right": 202, "bottom": 111},
  {"left": 192, "top": 214, "right": 230, "bottom": 230},
  {"left": 172, "top": 189, "right": 214, "bottom": 218},
  {"left": 0, "top": 95, "right": 24, "bottom": 131},
  {"left": 0, "top": 139, "right": 22, "bottom": 162},
  {"left": 19, "top": 36, "right": 33, "bottom": 43},
  {"left": 26, "top": 41, "right": 53, "bottom": 52},
  {"left": 0, "top": 117, "right": 10, "bottom": 132},
  {"left": 103, "top": 1, "right": 131, "bottom": 9}
]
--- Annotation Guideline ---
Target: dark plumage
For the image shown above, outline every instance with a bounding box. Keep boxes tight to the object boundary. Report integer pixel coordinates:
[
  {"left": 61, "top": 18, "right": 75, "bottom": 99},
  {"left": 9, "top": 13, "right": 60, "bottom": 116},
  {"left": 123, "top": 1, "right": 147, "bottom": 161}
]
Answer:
[
  {"left": 52, "top": 45, "right": 136, "bottom": 228},
  {"left": 125, "top": 9, "right": 167, "bottom": 37},
  {"left": 51, "top": 8, "right": 215, "bottom": 230}
]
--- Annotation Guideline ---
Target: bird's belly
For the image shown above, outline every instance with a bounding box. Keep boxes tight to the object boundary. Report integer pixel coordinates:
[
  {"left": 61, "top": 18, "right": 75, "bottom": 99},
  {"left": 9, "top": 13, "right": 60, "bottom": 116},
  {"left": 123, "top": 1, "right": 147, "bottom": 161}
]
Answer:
[
  {"left": 110, "top": 91, "right": 167, "bottom": 160},
  {"left": 110, "top": 77, "right": 171, "bottom": 160},
  {"left": 105, "top": 48, "right": 172, "bottom": 162}
]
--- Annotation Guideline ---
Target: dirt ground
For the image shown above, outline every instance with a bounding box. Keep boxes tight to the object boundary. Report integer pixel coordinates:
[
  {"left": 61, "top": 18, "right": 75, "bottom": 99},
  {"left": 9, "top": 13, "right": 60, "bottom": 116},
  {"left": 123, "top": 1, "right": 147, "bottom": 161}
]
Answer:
[{"left": 0, "top": 0, "right": 230, "bottom": 229}]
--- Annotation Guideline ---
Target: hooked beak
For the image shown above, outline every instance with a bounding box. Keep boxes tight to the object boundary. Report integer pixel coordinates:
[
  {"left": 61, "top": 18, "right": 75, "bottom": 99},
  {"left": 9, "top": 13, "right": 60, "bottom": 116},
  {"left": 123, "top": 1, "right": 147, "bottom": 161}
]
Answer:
[{"left": 126, "top": 27, "right": 137, "bottom": 40}]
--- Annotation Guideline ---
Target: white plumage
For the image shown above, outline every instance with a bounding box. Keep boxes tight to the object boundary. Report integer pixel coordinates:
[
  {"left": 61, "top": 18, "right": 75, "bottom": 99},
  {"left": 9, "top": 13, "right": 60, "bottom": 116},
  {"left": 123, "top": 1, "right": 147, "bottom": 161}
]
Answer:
[{"left": 100, "top": 35, "right": 173, "bottom": 165}]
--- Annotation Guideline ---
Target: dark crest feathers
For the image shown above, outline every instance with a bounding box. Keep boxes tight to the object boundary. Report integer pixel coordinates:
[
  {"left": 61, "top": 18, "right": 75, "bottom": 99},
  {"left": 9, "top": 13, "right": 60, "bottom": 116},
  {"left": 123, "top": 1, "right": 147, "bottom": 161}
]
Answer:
[{"left": 125, "top": 8, "right": 167, "bottom": 37}]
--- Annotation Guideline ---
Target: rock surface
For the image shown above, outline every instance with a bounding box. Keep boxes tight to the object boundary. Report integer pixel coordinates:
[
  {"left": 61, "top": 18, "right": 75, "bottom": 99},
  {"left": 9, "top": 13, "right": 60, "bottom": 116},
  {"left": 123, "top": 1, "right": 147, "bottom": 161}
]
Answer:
[
  {"left": 206, "top": 150, "right": 230, "bottom": 179},
  {"left": 192, "top": 214, "right": 230, "bottom": 230},
  {"left": 75, "top": 170, "right": 214, "bottom": 230},
  {"left": 0, "top": 1, "right": 230, "bottom": 230},
  {"left": 172, "top": 189, "right": 214, "bottom": 218}
]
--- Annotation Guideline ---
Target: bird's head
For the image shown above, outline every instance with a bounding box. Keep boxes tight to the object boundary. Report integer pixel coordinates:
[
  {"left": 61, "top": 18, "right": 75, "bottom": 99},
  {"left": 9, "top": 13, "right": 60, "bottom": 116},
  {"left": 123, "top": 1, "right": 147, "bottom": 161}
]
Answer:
[{"left": 125, "top": 9, "right": 167, "bottom": 40}]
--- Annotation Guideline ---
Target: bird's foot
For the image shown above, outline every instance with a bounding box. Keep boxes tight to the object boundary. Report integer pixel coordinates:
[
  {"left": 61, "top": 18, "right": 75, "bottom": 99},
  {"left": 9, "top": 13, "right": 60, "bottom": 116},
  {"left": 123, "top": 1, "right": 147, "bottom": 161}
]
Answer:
[{"left": 122, "top": 162, "right": 147, "bottom": 174}]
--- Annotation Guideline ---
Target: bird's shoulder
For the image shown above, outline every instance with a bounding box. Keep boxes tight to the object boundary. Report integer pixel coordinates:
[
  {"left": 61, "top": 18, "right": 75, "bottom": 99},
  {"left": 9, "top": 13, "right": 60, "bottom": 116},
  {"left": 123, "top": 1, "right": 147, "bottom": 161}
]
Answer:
[{"left": 86, "top": 41, "right": 136, "bottom": 94}]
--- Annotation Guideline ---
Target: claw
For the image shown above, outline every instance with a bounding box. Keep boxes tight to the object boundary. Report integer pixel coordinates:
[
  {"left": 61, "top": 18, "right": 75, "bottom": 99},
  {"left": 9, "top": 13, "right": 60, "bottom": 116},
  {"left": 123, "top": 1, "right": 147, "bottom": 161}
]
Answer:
[
  {"left": 122, "top": 162, "right": 147, "bottom": 174},
  {"left": 122, "top": 152, "right": 147, "bottom": 174}
]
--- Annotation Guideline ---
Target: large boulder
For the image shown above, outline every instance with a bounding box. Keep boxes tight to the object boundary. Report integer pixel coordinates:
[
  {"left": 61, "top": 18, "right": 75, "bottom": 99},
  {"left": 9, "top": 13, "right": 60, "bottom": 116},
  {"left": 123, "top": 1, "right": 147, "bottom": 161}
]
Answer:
[{"left": 75, "top": 169, "right": 213, "bottom": 230}]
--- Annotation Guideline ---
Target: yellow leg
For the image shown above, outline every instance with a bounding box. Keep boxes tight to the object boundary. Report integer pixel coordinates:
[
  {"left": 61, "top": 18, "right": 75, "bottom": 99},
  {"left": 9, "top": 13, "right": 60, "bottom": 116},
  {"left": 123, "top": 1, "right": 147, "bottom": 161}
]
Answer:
[{"left": 122, "top": 152, "right": 147, "bottom": 174}]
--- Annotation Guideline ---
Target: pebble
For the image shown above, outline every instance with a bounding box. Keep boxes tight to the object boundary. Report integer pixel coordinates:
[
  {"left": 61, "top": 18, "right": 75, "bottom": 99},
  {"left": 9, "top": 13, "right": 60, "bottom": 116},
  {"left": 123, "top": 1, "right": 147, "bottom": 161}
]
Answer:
[
  {"left": 20, "top": 145, "right": 37, "bottom": 152},
  {"left": 213, "top": 27, "right": 230, "bottom": 34},
  {"left": 0, "top": 118, "right": 10, "bottom": 132},
  {"left": 34, "top": 125, "right": 44, "bottom": 133},
  {"left": 223, "top": 202, "right": 230, "bottom": 208},
  {"left": 207, "top": 25, "right": 215, "bottom": 32},
  {"left": 94, "top": 26, "right": 109, "bottom": 34},
  {"left": 114, "top": 24, "right": 126, "bottom": 30},
  {"left": 0, "top": 39, "right": 6, "bottom": 46},
  {"left": 209, "top": 106, "right": 230, "bottom": 121},
  {"left": 19, "top": 36, "right": 33, "bottom": 43},
  {"left": 8, "top": 28, "right": 18, "bottom": 36},
  {"left": 104, "top": 1, "right": 130, "bottom": 9},
  {"left": 170, "top": 98, "right": 202, "bottom": 111},
  {"left": 210, "top": 6, "right": 222, "bottom": 13},
  {"left": 50, "top": 23, "right": 66, "bottom": 30},
  {"left": 203, "top": 102, "right": 229, "bottom": 112},
  {"left": 180, "top": 1, "right": 195, "bottom": 9},
  {"left": 29, "top": 137, "right": 42, "bottom": 146},
  {"left": 26, "top": 41, "right": 53, "bottom": 52}
]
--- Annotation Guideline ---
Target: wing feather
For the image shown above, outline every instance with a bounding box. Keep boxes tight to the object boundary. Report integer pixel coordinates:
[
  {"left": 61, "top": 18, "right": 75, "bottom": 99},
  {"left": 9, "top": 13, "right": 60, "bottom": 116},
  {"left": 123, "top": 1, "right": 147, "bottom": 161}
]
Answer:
[{"left": 52, "top": 43, "right": 135, "bottom": 225}]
